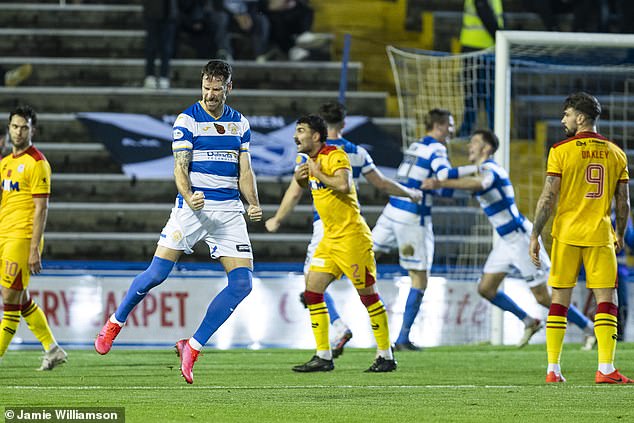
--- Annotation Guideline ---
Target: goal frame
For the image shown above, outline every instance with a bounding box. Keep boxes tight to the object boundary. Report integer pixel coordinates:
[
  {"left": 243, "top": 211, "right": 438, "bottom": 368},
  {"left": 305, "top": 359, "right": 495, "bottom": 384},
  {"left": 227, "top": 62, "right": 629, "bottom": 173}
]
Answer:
[{"left": 494, "top": 30, "right": 634, "bottom": 174}]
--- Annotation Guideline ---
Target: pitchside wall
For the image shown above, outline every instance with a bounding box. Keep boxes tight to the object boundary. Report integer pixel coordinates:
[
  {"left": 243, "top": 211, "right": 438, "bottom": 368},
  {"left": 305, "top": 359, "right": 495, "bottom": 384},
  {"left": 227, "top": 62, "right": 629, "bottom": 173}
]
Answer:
[{"left": 6, "top": 268, "right": 611, "bottom": 350}]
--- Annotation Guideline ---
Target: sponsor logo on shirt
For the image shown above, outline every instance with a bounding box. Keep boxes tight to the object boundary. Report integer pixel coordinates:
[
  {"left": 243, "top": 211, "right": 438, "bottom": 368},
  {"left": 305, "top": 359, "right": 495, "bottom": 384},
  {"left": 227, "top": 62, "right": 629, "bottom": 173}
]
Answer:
[
  {"left": 195, "top": 150, "right": 238, "bottom": 163},
  {"left": 1, "top": 180, "right": 19, "bottom": 191},
  {"left": 309, "top": 180, "right": 326, "bottom": 190}
]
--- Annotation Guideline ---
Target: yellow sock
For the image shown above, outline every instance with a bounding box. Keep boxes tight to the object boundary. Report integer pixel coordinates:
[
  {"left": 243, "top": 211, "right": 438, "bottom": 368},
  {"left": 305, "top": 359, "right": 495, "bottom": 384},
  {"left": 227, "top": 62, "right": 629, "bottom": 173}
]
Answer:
[
  {"left": 546, "top": 312, "right": 567, "bottom": 366},
  {"left": 22, "top": 300, "right": 56, "bottom": 352},
  {"left": 366, "top": 300, "right": 390, "bottom": 351},
  {"left": 595, "top": 303, "right": 618, "bottom": 366},
  {"left": 308, "top": 301, "right": 330, "bottom": 352},
  {"left": 0, "top": 305, "right": 22, "bottom": 356}
]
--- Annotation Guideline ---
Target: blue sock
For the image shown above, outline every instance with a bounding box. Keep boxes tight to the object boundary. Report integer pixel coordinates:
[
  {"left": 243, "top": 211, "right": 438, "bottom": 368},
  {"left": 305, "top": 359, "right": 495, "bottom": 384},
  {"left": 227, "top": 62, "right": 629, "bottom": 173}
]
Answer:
[
  {"left": 192, "top": 267, "right": 252, "bottom": 346},
  {"left": 396, "top": 288, "right": 424, "bottom": 344},
  {"left": 489, "top": 292, "right": 527, "bottom": 321},
  {"left": 115, "top": 256, "right": 174, "bottom": 322},
  {"left": 567, "top": 304, "right": 591, "bottom": 330},
  {"left": 324, "top": 292, "right": 341, "bottom": 324}
]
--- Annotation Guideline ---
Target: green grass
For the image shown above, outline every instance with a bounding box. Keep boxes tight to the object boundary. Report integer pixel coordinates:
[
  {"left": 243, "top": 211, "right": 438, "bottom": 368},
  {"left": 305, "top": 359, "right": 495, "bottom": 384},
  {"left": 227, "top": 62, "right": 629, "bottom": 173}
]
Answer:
[{"left": 2, "top": 344, "right": 634, "bottom": 422}]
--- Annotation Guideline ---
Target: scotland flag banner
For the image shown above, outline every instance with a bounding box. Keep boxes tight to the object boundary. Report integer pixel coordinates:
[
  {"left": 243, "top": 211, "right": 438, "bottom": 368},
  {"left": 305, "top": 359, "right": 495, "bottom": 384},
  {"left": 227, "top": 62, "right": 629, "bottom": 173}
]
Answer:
[{"left": 78, "top": 113, "right": 402, "bottom": 179}]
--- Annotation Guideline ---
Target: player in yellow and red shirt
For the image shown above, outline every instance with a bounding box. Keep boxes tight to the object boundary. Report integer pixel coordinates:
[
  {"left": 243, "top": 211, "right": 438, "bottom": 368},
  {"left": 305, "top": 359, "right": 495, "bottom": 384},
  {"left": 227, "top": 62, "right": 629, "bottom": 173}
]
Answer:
[
  {"left": 530, "top": 92, "right": 632, "bottom": 384},
  {"left": 290, "top": 114, "right": 396, "bottom": 373},
  {"left": 0, "top": 105, "right": 67, "bottom": 370}
]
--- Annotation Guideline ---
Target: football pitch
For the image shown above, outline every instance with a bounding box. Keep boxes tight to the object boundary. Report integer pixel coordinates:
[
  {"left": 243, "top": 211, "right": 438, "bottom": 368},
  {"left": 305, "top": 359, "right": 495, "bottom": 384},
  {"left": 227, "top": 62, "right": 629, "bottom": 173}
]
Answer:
[{"left": 2, "top": 344, "right": 633, "bottom": 422}]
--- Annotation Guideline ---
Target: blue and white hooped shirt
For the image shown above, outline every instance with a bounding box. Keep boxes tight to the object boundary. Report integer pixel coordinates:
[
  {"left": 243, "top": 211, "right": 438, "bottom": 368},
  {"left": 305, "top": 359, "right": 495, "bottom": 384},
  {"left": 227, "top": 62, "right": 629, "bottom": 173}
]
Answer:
[
  {"left": 469, "top": 158, "right": 528, "bottom": 238},
  {"left": 382, "top": 136, "right": 454, "bottom": 226},
  {"left": 172, "top": 102, "right": 250, "bottom": 212}
]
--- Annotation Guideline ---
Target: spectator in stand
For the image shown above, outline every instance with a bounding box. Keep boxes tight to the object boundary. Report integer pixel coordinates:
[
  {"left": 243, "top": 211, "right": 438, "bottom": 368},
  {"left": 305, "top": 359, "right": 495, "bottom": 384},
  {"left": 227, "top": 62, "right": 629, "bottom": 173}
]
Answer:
[
  {"left": 459, "top": 0, "right": 503, "bottom": 136},
  {"left": 142, "top": 0, "right": 178, "bottom": 90},
  {"left": 215, "top": 0, "right": 270, "bottom": 61},
  {"left": 177, "top": 0, "right": 226, "bottom": 60},
  {"left": 261, "top": 0, "right": 328, "bottom": 61},
  {"left": 460, "top": 0, "right": 503, "bottom": 53}
]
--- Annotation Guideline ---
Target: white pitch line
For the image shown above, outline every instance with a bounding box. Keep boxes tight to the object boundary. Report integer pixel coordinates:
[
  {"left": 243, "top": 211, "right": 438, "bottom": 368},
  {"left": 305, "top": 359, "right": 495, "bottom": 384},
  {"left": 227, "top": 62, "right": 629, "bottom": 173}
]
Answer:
[{"left": 8, "top": 384, "right": 627, "bottom": 390}]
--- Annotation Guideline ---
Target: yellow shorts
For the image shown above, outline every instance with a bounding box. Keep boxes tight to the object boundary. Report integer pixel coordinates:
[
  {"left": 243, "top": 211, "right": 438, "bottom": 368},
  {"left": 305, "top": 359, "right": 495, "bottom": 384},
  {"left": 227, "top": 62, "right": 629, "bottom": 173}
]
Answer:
[
  {"left": 548, "top": 237, "right": 617, "bottom": 289},
  {"left": 309, "top": 234, "right": 377, "bottom": 290},
  {"left": 0, "top": 237, "right": 39, "bottom": 290}
]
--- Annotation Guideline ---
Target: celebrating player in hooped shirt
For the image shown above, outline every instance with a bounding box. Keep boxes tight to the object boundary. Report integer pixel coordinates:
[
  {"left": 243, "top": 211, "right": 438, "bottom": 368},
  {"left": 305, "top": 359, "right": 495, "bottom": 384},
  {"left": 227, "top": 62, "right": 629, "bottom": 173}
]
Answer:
[
  {"left": 95, "top": 60, "right": 262, "bottom": 384},
  {"left": 371, "top": 108, "right": 474, "bottom": 351},
  {"left": 423, "top": 129, "right": 595, "bottom": 348}
]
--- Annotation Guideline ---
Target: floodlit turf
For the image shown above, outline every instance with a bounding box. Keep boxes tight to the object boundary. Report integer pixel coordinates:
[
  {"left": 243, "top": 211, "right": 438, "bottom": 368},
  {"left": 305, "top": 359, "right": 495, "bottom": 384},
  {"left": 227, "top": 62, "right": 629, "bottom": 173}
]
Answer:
[{"left": 2, "top": 344, "right": 633, "bottom": 422}]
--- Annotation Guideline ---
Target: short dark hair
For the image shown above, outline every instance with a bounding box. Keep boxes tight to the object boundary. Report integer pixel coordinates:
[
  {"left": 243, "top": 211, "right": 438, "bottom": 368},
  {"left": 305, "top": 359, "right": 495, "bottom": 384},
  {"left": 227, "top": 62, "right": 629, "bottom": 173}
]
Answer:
[
  {"left": 473, "top": 129, "right": 499, "bottom": 154},
  {"left": 297, "top": 114, "right": 327, "bottom": 142},
  {"left": 318, "top": 101, "right": 346, "bottom": 126},
  {"left": 424, "top": 108, "right": 452, "bottom": 131},
  {"left": 201, "top": 60, "right": 232, "bottom": 84},
  {"left": 563, "top": 92, "right": 601, "bottom": 122},
  {"left": 9, "top": 105, "right": 37, "bottom": 126}
]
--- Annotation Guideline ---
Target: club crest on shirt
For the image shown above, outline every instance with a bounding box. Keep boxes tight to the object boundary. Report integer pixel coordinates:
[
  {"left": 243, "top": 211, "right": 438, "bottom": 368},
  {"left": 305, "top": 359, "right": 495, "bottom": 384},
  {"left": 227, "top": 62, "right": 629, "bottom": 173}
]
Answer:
[
  {"left": 228, "top": 123, "right": 238, "bottom": 135},
  {"left": 173, "top": 129, "right": 184, "bottom": 140},
  {"left": 214, "top": 123, "right": 225, "bottom": 134}
]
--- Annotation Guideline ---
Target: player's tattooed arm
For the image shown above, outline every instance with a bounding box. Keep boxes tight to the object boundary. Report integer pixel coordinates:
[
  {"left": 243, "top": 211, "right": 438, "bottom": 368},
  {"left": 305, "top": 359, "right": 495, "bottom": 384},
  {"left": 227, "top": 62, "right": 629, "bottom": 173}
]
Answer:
[
  {"left": 529, "top": 175, "right": 559, "bottom": 267},
  {"left": 531, "top": 175, "right": 560, "bottom": 238},
  {"left": 173, "top": 149, "right": 203, "bottom": 210}
]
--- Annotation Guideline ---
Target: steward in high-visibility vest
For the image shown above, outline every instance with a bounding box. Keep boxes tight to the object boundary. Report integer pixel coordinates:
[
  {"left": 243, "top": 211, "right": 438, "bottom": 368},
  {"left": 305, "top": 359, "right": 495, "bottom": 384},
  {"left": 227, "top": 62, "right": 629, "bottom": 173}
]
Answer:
[{"left": 460, "top": 0, "right": 503, "bottom": 51}]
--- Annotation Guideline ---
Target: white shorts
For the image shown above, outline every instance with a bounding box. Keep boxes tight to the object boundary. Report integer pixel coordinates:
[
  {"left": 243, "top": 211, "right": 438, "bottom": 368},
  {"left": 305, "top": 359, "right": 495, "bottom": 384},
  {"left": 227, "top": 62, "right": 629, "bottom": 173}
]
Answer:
[
  {"left": 371, "top": 213, "right": 433, "bottom": 271},
  {"left": 483, "top": 231, "right": 550, "bottom": 288},
  {"left": 158, "top": 207, "right": 253, "bottom": 259},
  {"left": 303, "top": 219, "right": 324, "bottom": 274}
]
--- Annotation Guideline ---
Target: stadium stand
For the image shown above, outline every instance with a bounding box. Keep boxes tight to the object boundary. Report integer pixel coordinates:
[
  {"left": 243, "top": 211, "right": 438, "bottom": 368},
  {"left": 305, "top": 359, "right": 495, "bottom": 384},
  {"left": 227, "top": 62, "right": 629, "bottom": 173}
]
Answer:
[
  {"left": 0, "top": 0, "right": 570, "bottom": 265},
  {"left": 0, "top": 1, "right": 398, "bottom": 263}
]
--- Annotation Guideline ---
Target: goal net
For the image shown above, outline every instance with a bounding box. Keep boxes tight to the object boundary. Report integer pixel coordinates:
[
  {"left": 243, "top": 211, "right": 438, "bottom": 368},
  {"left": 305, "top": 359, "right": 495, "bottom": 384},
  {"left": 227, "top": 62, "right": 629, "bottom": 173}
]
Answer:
[
  {"left": 387, "top": 31, "right": 634, "bottom": 345},
  {"left": 387, "top": 44, "right": 495, "bottom": 281}
]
